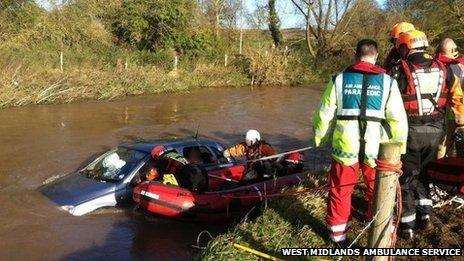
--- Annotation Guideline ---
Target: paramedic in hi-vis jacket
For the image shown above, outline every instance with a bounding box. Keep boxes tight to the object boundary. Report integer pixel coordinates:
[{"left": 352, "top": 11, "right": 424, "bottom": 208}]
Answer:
[{"left": 312, "top": 39, "right": 408, "bottom": 247}]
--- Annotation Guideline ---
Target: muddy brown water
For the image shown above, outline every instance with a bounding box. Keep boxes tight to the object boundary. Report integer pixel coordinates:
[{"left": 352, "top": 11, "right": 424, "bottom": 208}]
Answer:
[{"left": 0, "top": 86, "right": 325, "bottom": 260}]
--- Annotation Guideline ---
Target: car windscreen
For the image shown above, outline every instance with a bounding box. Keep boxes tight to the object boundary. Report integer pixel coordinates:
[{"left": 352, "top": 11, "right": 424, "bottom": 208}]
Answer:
[{"left": 82, "top": 147, "right": 147, "bottom": 182}]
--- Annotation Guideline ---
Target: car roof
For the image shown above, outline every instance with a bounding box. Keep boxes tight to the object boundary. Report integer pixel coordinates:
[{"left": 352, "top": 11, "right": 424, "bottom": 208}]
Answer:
[{"left": 121, "top": 138, "right": 222, "bottom": 154}]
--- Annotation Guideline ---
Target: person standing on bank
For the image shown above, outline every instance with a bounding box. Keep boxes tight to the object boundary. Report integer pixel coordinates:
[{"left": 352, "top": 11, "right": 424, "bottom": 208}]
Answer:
[
  {"left": 313, "top": 39, "right": 408, "bottom": 247},
  {"left": 384, "top": 22, "right": 416, "bottom": 73},
  {"left": 435, "top": 38, "right": 464, "bottom": 158},
  {"left": 391, "top": 30, "right": 464, "bottom": 239}
]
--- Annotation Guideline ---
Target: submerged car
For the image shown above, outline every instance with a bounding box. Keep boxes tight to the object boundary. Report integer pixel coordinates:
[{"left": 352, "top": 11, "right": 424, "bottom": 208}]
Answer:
[{"left": 40, "top": 138, "right": 237, "bottom": 216}]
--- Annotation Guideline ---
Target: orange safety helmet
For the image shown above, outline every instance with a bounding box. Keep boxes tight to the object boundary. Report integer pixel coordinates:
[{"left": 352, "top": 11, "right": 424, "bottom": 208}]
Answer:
[
  {"left": 396, "top": 30, "right": 429, "bottom": 50},
  {"left": 391, "top": 22, "right": 415, "bottom": 40},
  {"left": 151, "top": 145, "right": 167, "bottom": 159}
]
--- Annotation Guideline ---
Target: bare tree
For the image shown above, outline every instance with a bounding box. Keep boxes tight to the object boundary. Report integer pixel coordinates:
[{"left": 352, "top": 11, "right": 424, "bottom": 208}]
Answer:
[
  {"left": 444, "top": 0, "right": 464, "bottom": 33},
  {"left": 200, "top": 0, "right": 241, "bottom": 36},
  {"left": 246, "top": 0, "right": 268, "bottom": 29},
  {"left": 290, "top": 0, "right": 359, "bottom": 58}
]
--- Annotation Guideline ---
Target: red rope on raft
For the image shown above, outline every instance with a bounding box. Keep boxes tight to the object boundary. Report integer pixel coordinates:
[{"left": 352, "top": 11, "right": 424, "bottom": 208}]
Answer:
[{"left": 220, "top": 180, "right": 367, "bottom": 199}]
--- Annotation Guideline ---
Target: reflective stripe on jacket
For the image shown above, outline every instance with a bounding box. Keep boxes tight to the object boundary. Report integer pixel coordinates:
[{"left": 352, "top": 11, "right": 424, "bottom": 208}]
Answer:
[
  {"left": 400, "top": 59, "right": 448, "bottom": 117},
  {"left": 312, "top": 70, "right": 408, "bottom": 167},
  {"left": 395, "top": 55, "right": 464, "bottom": 126}
]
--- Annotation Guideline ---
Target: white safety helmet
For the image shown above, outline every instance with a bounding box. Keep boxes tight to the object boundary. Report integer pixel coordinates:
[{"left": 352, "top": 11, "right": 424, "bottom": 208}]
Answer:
[{"left": 245, "top": 129, "right": 261, "bottom": 146}]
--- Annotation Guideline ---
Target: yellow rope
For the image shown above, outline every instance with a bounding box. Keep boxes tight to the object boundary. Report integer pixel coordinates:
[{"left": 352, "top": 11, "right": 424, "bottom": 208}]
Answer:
[{"left": 233, "top": 243, "right": 280, "bottom": 261}]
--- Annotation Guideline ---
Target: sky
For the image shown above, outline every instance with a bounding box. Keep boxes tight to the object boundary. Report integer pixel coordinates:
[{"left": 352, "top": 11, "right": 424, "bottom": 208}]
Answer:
[
  {"left": 247, "top": 0, "right": 387, "bottom": 29},
  {"left": 36, "top": 0, "right": 387, "bottom": 29}
]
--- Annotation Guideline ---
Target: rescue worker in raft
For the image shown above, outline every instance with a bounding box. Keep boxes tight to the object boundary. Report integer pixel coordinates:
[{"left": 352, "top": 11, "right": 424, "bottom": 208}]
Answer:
[
  {"left": 223, "top": 130, "right": 277, "bottom": 181},
  {"left": 313, "top": 39, "right": 408, "bottom": 247},
  {"left": 384, "top": 22, "right": 416, "bottom": 73},
  {"left": 391, "top": 30, "right": 464, "bottom": 239},
  {"left": 435, "top": 38, "right": 464, "bottom": 158},
  {"left": 150, "top": 145, "right": 208, "bottom": 192}
]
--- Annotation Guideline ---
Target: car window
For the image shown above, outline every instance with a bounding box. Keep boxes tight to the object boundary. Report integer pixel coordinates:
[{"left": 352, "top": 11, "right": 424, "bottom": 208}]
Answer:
[
  {"left": 83, "top": 147, "right": 147, "bottom": 182},
  {"left": 209, "top": 146, "right": 229, "bottom": 164},
  {"left": 183, "top": 146, "right": 217, "bottom": 164},
  {"left": 131, "top": 159, "right": 155, "bottom": 184}
]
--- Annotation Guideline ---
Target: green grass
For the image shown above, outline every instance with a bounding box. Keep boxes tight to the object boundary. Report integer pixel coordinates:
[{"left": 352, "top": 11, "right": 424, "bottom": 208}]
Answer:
[
  {"left": 199, "top": 174, "right": 378, "bottom": 261},
  {"left": 0, "top": 44, "right": 322, "bottom": 109},
  {"left": 0, "top": 59, "right": 249, "bottom": 108},
  {"left": 199, "top": 176, "right": 333, "bottom": 261}
]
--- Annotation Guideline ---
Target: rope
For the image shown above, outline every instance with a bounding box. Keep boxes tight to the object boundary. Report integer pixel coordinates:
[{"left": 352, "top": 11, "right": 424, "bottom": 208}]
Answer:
[
  {"left": 375, "top": 159, "right": 403, "bottom": 175},
  {"left": 220, "top": 180, "right": 368, "bottom": 200},
  {"left": 374, "top": 159, "right": 403, "bottom": 261},
  {"left": 388, "top": 180, "right": 402, "bottom": 261},
  {"left": 337, "top": 180, "right": 398, "bottom": 261},
  {"left": 246, "top": 146, "right": 314, "bottom": 163},
  {"left": 191, "top": 230, "right": 213, "bottom": 250},
  {"left": 221, "top": 159, "right": 402, "bottom": 200},
  {"left": 233, "top": 243, "right": 280, "bottom": 260}
]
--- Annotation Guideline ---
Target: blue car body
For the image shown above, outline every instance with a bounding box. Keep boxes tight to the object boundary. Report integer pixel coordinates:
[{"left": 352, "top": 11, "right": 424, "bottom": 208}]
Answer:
[{"left": 40, "top": 139, "right": 232, "bottom": 216}]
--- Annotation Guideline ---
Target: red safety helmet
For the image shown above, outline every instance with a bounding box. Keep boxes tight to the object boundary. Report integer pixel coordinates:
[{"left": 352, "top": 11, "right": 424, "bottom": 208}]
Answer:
[
  {"left": 151, "top": 145, "right": 167, "bottom": 159},
  {"left": 390, "top": 22, "right": 415, "bottom": 40},
  {"left": 396, "top": 30, "right": 429, "bottom": 50}
]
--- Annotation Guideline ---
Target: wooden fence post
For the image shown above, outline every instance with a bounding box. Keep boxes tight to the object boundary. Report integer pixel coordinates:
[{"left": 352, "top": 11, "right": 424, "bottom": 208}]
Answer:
[
  {"left": 224, "top": 54, "right": 228, "bottom": 67},
  {"left": 367, "top": 142, "right": 402, "bottom": 261},
  {"left": 60, "top": 51, "right": 64, "bottom": 72},
  {"left": 174, "top": 55, "right": 178, "bottom": 71}
]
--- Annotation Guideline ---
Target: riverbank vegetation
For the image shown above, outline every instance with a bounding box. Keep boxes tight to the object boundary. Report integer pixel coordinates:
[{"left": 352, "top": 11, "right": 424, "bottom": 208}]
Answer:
[
  {"left": 199, "top": 173, "right": 464, "bottom": 260},
  {"left": 1, "top": 0, "right": 464, "bottom": 108}
]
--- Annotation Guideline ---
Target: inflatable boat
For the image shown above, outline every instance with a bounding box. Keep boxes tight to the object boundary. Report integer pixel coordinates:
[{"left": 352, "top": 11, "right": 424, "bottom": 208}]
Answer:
[
  {"left": 133, "top": 172, "right": 306, "bottom": 221},
  {"left": 427, "top": 157, "right": 464, "bottom": 195}
]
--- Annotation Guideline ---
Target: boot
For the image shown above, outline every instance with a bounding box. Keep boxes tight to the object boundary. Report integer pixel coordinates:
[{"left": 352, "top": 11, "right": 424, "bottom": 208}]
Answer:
[
  {"left": 418, "top": 215, "right": 431, "bottom": 230},
  {"left": 400, "top": 228, "right": 414, "bottom": 240}
]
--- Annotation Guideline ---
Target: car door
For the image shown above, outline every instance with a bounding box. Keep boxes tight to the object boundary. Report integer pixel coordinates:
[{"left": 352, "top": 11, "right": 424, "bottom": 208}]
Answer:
[{"left": 118, "top": 155, "right": 150, "bottom": 206}]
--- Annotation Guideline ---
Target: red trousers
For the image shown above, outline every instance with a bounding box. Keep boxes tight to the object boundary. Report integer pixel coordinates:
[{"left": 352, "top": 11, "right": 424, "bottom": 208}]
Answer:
[{"left": 326, "top": 161, "right": 376, "bottom": 242}]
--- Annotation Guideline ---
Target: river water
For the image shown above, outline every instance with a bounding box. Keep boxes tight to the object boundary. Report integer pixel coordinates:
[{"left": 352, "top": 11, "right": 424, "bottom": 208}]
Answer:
[{"left": 0, "top": 86, "right": 324, "bottom": 260}]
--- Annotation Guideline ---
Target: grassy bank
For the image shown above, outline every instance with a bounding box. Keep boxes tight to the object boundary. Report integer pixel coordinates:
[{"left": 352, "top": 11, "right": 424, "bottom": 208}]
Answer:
[
  {"left": 199, "top": 176, "right": 332, "bottom": 261},
  {"left": 0, "top": 62, "right": 247, "bottom": 108},
  {"left": 0, "top": 1, "right": 322, "bottom": 109},
  {"left": 0, "top": 45, "right": 320, "bottom": 109},
  {"left": 199, "top": 175, "right": 464, "bottom": 260}
]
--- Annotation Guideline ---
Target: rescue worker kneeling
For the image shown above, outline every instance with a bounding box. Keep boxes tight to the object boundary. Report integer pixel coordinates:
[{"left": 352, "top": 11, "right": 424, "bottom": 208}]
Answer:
[
  {"left": 223, "top": 130, "right": 277, "bottom": 181},
  {"left": 313, "top": 39, "right": 408, "bottom": 247},
  {"left": 391, "top": 30, "right": 464, "bottom": 239},
  {"left": 150, "top": 145, "right": 208, "bottom": 192}
]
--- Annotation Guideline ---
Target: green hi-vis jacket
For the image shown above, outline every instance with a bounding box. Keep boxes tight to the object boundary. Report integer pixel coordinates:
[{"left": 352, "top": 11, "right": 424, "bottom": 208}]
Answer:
[{"left": 312, "top": 71, "right": 408, "bottom": 167}]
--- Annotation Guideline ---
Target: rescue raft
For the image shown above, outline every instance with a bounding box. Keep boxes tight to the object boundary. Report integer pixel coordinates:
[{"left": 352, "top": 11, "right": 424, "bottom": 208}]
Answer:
[
  {"left": 427, "top": 157, "right": 464, "bottom": 195},
  {"left": 133, "top": 172, "right": 306, "bottom": 221}
]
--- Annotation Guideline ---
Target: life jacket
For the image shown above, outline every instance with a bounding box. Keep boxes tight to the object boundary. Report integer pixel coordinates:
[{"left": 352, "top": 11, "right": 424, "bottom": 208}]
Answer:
[
  {"left": 436, "top": 53, "right": 464, "bottom": 88},
  {"left": 245, "top": 141, "right": 272, "bottom": 160},
  {"left": 285, "top": 152, "right": 304, "bottom": 164},
  {"left": 163, "top": 152, "right": 189, "bottom": 175},
  {"left": 400, "top": 59, "right": 449, "bottom": 120}
]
